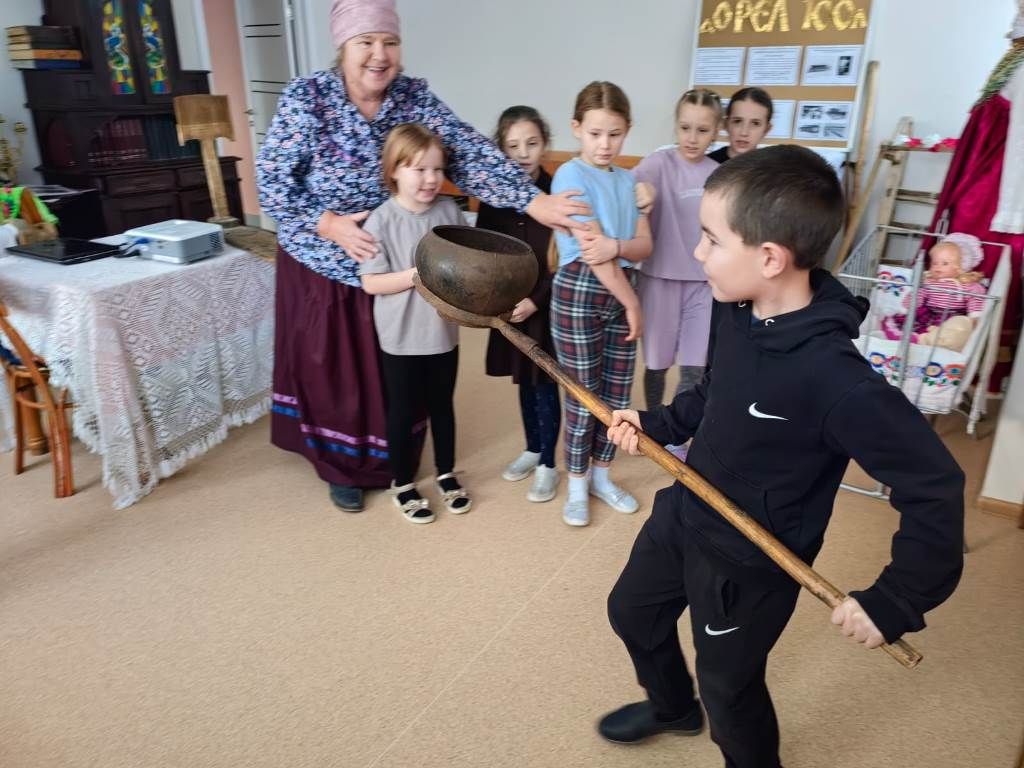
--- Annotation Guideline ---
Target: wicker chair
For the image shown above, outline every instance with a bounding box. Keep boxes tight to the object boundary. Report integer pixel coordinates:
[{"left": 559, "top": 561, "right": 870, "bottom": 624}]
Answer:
[{"left": 0, "top": 301, "right": 74, "bottom": 497}]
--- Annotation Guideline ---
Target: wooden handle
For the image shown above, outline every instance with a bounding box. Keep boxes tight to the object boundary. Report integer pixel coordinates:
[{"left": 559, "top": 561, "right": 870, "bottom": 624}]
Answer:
[
  {"left": 491, "top": 317, "right": 922, "bottom": 669},
  {"left": 850, "top": 60, "right": 880, "bottom": 209},
  {"left": 198, "top": 137, "right": 230, "bottom": 221}
]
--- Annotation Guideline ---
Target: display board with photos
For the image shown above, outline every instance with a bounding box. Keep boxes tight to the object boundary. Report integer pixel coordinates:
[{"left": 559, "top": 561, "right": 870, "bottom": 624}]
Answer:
[{"left": 691, "top": 0, "right": 873, "bottom": 150}]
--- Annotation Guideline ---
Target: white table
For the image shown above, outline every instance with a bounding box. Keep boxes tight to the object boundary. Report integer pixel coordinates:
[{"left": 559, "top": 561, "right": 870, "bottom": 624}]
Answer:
[{"left": 0, "top": 245, "right": 275, "bottom": 507}]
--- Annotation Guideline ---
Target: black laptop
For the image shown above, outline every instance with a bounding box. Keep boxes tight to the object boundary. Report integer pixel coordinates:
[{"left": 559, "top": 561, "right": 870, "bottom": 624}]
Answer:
[{"left": 6, "top": 238, "right": 122, "bottom": 265}]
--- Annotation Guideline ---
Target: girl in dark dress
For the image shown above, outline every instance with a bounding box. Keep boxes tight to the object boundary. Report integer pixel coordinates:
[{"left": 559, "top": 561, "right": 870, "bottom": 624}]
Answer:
[
  {"left": 706, "top": 87, "right": 773, "bottom": 164},
  {"left": 476, "top": 106, "right": 561, "bottom": 503}
]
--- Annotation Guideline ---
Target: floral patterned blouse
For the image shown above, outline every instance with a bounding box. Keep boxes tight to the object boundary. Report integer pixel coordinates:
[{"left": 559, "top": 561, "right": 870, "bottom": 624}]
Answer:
[{"left": 256, "top": 69, "right": 539, "bottom": 286}]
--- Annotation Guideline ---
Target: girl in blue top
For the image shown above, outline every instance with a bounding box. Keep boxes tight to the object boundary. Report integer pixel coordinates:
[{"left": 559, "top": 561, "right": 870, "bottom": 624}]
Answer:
[{"left": 550, "top": 81, "right": 653, "bottom": 527}]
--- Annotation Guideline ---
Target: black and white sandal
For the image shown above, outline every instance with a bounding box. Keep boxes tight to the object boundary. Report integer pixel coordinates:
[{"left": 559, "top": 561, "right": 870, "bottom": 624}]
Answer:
[
  {"left": 391, "top": 481, "right": 435, "bottom": 524},
  {"left": 436, "top": 472, "right": 472, "bottom": 514}
]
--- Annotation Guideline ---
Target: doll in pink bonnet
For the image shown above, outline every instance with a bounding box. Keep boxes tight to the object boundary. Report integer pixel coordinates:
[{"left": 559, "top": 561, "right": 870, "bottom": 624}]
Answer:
[
  {"left": 915, "top": 233, "right": 987, "bottom": 326},
  {"left": 882, "top": 233, "right": 988, "bottom": 349}
]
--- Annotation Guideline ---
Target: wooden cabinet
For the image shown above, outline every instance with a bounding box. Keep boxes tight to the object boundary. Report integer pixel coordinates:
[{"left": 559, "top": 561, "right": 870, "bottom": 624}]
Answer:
[
  {"left": 105, "top": 169, "right": 176, "bottom": 197},
  {"left": 103, "top": 192, "right": 179, "bottom": 232},
  {"left": 42, "top": 156, "right": 241, "bottom": 234},
  {"left": 20, "top": 0, "right": 242, "bottom": 236}
]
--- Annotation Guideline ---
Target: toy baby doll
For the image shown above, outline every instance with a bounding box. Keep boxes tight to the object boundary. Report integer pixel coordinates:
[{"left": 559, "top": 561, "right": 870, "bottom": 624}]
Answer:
[{"left": 882, "top": 233, "right": 987, "bottom": 350}]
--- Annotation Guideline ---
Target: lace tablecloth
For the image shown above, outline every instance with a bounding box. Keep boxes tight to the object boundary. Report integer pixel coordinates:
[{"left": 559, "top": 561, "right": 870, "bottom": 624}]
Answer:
[{"left": 0, "top": 246, "right": 274, "bottom": 507}]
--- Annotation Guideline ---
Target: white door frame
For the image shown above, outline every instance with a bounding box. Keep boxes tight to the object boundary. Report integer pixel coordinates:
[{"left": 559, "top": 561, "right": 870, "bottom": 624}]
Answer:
[{"left": 232, "top": 0, "right": 303, "bottom": 228}]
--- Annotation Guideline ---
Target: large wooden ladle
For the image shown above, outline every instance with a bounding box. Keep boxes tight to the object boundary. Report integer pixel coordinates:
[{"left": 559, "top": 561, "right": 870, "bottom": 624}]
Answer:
[{"left": 413, "top": 226, "right": 922, "bottom": 669}]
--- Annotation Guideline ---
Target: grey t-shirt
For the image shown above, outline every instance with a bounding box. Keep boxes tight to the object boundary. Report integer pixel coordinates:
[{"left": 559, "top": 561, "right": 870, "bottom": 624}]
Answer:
[{"left": 360, "top": 196, "right": 464, "bottom": 356}]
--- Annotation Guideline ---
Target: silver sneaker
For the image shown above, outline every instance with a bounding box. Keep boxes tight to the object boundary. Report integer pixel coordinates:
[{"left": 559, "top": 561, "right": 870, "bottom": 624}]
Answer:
[
  {"left": 502, "top": 451, "right": 541, "bottom": 481},
  {"left": 590, "top": 483, "right": 639, "bottom": 514},
  {"left": 562, "top": 497, "right": 590, "bottom": 527},
  {"left": 527, "top": 465, "right": 559, "bottom": 503}
]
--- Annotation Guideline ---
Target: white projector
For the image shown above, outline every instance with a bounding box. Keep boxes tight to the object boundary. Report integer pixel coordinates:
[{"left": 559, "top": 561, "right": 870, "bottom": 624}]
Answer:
[{"left": 122, "top": 219, "right": 225, "bottom": 264}]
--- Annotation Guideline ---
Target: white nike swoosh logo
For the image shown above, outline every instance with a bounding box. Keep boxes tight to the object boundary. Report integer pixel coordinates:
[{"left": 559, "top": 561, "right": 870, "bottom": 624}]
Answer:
[
  {"left": 705, "top": 624, "right": 740, "bottom": 636},
  {"left": 748, "top": 402, "right": 788, "bottom": 421}
]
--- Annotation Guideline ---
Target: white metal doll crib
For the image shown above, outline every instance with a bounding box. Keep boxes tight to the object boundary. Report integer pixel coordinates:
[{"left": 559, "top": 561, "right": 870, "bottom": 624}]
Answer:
[{"left": 834, "top": 225, "right": 1010, "bottom": 498}]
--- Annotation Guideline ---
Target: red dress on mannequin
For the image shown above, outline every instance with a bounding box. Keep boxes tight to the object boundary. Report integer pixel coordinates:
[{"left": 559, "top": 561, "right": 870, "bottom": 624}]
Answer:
[{"left": 931, "top": 41, "right": 1024, "bottom": 391}]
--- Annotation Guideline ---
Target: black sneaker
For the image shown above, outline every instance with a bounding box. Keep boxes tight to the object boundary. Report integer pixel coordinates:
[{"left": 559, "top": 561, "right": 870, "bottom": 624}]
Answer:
[
  {"left": 329, "top": 483, "right": 364, "bottom": 512},
  {"left": 597, "top": 700, "right": 704, "bottom": 744}
]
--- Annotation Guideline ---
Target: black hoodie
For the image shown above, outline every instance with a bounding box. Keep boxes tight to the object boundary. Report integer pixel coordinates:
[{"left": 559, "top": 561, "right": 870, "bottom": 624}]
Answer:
[{"left": 639, "top": 269, "right": 965, "bottom": 643}]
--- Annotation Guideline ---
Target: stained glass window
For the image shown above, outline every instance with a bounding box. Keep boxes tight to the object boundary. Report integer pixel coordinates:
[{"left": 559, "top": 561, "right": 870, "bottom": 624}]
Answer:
[
  {"left": 138, "top": 0, "right": 171, "bottom": 95},
  {"left": 102, "top": 0, "right": 136, "bottom": 95}
]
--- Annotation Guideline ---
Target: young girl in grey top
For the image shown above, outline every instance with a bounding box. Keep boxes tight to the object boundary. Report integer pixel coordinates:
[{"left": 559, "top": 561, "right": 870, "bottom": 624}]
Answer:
[{"left": 360, "top": 123, "right": 470, "bottom": 523}]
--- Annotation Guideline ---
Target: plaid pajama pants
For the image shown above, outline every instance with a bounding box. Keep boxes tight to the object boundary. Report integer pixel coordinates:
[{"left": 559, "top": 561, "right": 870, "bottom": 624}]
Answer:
[{"left": 551, "top": 260, "right": 638, "bottom": 475}]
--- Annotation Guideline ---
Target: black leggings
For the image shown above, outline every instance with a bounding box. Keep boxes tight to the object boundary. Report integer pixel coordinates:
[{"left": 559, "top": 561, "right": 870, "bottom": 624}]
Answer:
[
  {"left": 518, "top": 382, "right": 561, "bottom": 468},
  {"left": 381, "top": 348, "right": 459, "bottom": 486}
]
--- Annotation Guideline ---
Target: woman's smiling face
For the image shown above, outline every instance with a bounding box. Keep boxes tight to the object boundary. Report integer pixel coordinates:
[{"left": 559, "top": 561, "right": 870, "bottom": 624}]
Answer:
[{"left": 340, "top": 32, "right": 401, "bottom": 98}]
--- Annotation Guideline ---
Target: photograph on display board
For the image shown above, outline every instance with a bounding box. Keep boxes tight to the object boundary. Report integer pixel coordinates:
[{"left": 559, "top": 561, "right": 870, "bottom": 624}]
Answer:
[
  {"left": 795, "top": 101, "right": 852, "bottom": 140},
  {"left": 802, "top": 45, "right": 864, "bottom": 86}
]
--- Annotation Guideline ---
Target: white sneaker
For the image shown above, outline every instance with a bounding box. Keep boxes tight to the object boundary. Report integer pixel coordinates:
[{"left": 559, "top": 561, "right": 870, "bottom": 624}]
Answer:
[
  {"left": 590, "top": 483, "right": 639, "bottom": 514},
  {"left": 502, "top": 451, "right": 541, "bottom": 481},
  {"left": 527, "top": 465, "right": 559, "bottom": 503},
  {"left": 562, "top": 497, "right": 590, "bottom": 527}
]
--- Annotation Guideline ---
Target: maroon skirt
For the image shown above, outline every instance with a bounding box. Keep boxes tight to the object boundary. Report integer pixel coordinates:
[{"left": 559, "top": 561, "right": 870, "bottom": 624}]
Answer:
[{"left": 271, "top": 247, "right": 423, "bottom": 488}]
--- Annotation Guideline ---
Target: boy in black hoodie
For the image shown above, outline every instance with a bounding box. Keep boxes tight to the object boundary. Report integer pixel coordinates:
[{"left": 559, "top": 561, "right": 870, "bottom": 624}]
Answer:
[{"left": 597, "top": 145, "right": 964, "bottom": 767}]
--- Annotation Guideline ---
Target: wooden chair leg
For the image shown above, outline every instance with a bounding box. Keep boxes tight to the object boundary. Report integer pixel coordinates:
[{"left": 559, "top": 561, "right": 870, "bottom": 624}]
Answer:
[
  {"left": 10, "top": 376, "right": 76, "bottom": 497},
  {"left": 53, "top": 405, "right": 74, "bottom": 498},
  {"left": 22, "top": 381, "right": 50, "bottom": 456},
  {"left": 50, "top": 408, "right": 62, "bottom": 498},
  {"left": 13, "top": 388, "right": 25, "bottom": 475},
  {"left": 2, "top": 307, "right": 75, "bottom": 495}
]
